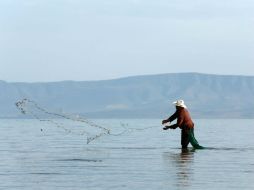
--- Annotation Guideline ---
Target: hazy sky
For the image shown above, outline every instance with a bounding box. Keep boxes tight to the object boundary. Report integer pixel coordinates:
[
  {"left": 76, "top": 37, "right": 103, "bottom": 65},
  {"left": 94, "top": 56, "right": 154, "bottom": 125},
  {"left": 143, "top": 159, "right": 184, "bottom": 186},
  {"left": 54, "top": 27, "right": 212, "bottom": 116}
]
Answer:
[{"left": 0, "top": 0, "right": 253, "bottom": 82}]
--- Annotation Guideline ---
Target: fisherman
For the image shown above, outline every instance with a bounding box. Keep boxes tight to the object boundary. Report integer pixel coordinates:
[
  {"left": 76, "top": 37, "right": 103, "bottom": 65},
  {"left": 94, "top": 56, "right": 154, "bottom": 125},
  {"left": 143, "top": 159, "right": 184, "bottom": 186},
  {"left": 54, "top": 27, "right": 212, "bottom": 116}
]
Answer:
[{"left": 162, "top": 100, "right": 203, "bottom": 149}]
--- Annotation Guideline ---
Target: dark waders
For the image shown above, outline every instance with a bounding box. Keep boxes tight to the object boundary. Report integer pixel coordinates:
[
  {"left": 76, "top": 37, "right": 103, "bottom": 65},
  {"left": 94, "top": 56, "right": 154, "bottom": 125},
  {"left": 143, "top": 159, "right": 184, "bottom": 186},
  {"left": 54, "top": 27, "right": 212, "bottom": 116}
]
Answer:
[{"left": 181, "top": 127, "right": 204, "bottom": 149}]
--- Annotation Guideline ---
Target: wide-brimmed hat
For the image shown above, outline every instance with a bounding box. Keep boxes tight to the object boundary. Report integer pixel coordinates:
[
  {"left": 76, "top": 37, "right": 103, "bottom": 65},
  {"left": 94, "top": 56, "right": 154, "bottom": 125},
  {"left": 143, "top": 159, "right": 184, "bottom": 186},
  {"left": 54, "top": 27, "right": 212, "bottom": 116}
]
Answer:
[{"left": 173, "top": 100, "right": 187, "bottom": 108}]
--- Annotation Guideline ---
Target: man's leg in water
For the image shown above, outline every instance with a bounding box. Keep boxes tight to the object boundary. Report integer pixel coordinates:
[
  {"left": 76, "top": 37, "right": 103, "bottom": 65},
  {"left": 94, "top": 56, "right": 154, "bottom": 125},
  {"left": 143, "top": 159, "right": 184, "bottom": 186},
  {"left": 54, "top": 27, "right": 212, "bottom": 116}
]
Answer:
[
  {"left": 188, "top": 128, "right": 204, "bottom": 149},
  {"left": 181, "top": 128, "right": 190, "bottom": 148}
]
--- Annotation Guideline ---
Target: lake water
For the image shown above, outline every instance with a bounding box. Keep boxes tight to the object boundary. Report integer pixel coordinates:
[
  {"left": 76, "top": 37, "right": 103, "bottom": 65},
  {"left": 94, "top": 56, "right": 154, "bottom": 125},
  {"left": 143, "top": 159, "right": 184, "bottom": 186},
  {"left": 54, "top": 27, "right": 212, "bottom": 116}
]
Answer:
[{"left": 0, "top": 119, "right": 254, "bottom": 190}]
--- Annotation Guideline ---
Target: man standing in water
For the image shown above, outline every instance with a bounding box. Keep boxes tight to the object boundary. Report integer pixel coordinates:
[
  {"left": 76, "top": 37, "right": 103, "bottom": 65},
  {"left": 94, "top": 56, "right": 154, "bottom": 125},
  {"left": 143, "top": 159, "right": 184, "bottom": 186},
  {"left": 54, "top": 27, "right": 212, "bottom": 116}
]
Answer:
[{"left": 162, "top": 100, "right": 203, "bottom": 149}]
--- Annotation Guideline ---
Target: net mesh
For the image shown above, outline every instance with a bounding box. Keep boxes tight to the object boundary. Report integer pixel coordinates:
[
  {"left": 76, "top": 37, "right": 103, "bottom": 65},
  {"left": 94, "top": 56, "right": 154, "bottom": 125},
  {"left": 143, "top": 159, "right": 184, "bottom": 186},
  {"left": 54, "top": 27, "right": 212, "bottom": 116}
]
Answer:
[{"left": 15, "top": 98, "right": 157, "bottom": 144}]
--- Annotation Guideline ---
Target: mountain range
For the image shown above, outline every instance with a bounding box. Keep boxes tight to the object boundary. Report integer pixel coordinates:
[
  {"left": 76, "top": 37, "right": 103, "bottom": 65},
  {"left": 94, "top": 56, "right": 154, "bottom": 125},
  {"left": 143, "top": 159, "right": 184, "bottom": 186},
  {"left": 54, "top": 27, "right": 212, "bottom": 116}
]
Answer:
[{"left": 1, "top": 73, "right": 254, "bottom": 118}]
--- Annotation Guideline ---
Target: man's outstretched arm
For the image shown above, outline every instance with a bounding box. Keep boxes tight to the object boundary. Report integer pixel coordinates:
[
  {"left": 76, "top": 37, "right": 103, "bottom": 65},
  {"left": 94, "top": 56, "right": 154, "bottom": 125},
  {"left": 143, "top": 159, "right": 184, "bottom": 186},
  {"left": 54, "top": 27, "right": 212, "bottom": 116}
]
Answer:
[
  {"left": 162, "top": 111, "right": 178, "bottom": 124},
  {"left": 163, "top": 112, "right": 184, "bottom": 130},
  {"left": 163, "top": 124, "right": 178, "bottom": 130}
]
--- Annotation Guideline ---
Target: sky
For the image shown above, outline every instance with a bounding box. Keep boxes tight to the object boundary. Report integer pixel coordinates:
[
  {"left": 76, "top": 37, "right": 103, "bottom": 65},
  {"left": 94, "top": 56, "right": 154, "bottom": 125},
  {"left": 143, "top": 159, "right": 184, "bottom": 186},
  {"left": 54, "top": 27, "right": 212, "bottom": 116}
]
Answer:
[{"left": 0, "top": 0, "right": 253, "bottom": 82}]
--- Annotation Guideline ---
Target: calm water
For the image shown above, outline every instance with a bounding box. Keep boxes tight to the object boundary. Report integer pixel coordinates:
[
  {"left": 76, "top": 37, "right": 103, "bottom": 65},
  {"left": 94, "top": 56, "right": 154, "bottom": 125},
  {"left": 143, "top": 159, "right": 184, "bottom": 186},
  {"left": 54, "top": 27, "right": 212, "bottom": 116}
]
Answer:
[{"left": 0, "top": 119, "right": 254, "bottom": 190}]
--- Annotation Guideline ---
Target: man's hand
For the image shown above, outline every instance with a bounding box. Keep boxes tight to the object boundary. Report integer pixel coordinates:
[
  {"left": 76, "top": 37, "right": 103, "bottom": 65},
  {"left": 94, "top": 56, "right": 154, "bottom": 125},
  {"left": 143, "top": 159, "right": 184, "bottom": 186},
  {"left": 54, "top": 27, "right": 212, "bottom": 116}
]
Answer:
[
  {"left": 163, "top": 125, "right": 177, "bottom": 130},
  {"left": 163, "top": 126, "right": 173, "bottom": 130},
  {"left": 162, "top": 120, "right": 170, "bottom": 125},
  {"left": 163, "top": 126, "right": 169, "bottom": 130}
]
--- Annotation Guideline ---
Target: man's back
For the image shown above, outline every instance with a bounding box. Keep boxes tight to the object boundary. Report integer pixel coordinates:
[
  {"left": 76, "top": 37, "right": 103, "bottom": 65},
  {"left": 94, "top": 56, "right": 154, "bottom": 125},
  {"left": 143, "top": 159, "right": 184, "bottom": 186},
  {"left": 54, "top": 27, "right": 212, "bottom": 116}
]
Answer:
[{"left": 177, "top": 108, "right": 194, "bottom": 129}]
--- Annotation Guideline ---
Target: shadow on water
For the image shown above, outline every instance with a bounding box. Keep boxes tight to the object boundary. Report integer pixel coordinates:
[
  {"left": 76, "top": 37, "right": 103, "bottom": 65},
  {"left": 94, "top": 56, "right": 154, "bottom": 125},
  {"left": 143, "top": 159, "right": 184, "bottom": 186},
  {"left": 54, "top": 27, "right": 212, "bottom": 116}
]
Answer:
[{"left": 162, "top": 148, "right": 196, "bottom": 188}]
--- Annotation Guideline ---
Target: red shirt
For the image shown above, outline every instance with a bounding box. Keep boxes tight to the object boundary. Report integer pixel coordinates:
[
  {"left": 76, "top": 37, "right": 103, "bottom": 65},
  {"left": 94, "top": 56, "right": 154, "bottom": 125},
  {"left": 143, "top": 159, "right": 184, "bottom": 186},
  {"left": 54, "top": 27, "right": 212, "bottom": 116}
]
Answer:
[{"left": 168, "top": 107, "right": 194, "bottom": 129}]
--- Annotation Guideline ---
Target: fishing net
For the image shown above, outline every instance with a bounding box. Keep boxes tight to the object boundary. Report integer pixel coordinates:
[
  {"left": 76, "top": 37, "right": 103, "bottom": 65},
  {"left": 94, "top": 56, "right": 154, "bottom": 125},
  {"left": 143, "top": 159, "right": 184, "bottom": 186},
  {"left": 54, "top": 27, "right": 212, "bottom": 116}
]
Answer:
[
  {"left": 15, "top": 98, "right": 204, "bottom": 148},
  {"left": 15, "top": 98, "right": 157, "bottom": 144},
  {"left": 188, "top": 128, "right": 204, "bottom": 149}
]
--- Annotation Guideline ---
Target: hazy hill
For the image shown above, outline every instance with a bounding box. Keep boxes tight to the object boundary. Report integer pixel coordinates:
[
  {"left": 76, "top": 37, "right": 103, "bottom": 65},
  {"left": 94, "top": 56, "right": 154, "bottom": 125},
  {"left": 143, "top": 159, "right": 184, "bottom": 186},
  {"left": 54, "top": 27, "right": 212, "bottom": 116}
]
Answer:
[{"left": 1, "top": 73, "right": 254, "bottom": 118}]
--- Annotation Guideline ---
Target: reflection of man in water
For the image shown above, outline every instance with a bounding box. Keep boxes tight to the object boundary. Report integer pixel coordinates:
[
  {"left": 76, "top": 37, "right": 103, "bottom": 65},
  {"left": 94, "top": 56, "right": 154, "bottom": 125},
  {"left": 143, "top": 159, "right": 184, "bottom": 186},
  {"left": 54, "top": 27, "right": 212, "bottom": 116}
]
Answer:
[
  {"left": 162, "top": 100, "right": 203, "bottom": 149},
  {"left": 163, "top": 149, "right": 195, "bottom": 188}
]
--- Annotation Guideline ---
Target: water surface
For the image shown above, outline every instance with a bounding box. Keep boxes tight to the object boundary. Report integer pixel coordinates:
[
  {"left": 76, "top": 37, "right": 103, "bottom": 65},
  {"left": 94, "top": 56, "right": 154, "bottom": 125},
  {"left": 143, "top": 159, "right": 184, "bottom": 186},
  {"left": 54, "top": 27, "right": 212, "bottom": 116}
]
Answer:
[{"left": 0, "top": 119, "right": 254, "bottom": 190}]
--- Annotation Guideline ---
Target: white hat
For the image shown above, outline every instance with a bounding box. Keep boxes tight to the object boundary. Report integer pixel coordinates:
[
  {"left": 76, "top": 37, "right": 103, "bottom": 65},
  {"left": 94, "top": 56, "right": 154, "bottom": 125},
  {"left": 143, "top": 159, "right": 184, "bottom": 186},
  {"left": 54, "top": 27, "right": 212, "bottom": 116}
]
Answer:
[{"left": 173, "top": 100, "right": 187, "bottom": 108}]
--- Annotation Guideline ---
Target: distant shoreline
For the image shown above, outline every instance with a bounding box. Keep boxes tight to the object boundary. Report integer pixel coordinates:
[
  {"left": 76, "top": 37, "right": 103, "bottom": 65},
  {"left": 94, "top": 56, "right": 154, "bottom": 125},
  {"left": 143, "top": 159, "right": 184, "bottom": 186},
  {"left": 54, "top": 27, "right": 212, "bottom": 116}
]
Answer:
[{"left": 1, "top": 73, "right": 254, "bottom": 118}]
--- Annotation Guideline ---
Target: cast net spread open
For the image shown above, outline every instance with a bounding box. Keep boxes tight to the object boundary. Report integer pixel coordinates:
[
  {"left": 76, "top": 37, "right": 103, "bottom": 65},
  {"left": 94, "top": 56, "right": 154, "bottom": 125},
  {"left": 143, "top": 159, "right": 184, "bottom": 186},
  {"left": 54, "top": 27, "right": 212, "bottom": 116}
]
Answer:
[{"left": 15, "top": 98, "right": 157, "bottom": 144}]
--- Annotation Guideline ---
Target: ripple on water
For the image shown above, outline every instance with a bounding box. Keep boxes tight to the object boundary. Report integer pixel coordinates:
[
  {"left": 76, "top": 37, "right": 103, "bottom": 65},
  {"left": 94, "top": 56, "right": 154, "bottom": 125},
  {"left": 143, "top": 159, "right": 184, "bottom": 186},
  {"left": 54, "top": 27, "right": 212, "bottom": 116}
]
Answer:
[{"left": 56, "top": 158, "right": 103, "bottom": 162}]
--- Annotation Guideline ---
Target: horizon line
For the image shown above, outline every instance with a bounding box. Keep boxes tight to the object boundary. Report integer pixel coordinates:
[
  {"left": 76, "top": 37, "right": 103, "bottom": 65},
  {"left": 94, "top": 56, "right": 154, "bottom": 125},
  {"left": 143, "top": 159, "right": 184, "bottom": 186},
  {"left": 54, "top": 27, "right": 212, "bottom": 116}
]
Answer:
[{"left": 1, "top": 72, "right": 254, "bottom": 84}]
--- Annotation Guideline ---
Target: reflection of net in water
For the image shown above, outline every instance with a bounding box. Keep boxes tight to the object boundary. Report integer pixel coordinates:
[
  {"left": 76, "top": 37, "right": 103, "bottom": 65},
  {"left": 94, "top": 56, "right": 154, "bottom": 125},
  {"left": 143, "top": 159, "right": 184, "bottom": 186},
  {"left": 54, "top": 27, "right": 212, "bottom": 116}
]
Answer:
[{"left": 15, "top": 98, "right": 157, "bottom": 144}]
